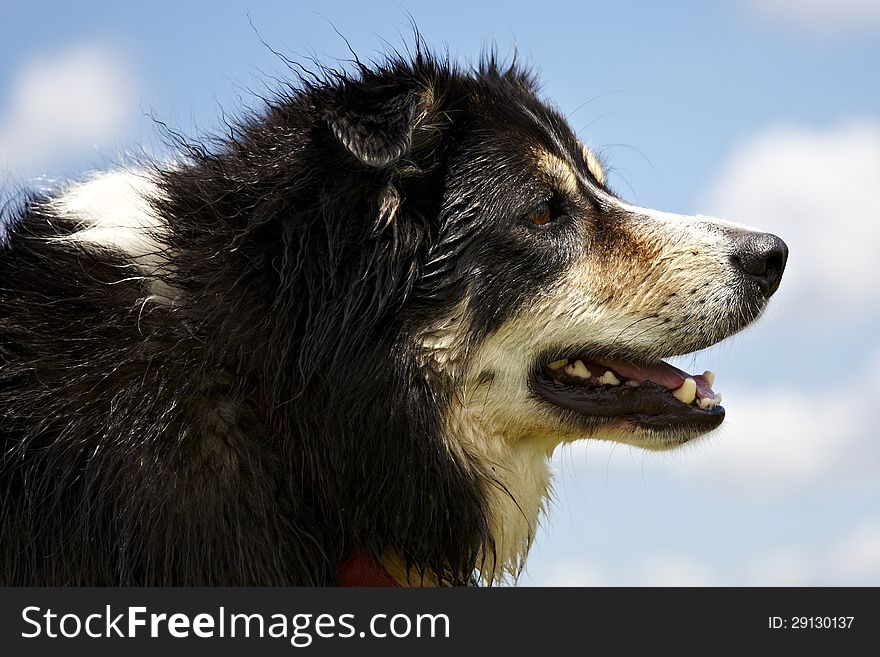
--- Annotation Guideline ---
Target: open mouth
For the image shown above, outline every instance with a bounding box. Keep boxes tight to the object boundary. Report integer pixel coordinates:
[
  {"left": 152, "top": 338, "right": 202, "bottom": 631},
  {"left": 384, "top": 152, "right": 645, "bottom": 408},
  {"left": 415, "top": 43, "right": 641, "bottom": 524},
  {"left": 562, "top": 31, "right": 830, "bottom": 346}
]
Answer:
[{"left": 532, "top": 355, "right": 725, "bottom": 435}]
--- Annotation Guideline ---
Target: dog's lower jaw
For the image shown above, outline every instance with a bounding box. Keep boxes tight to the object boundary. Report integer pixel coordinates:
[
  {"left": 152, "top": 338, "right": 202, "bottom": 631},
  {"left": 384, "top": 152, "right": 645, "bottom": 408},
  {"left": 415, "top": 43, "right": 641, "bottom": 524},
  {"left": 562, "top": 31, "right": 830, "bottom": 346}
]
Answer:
[{"left": 442, "top": 398, "right": 555, "bottom": 584}]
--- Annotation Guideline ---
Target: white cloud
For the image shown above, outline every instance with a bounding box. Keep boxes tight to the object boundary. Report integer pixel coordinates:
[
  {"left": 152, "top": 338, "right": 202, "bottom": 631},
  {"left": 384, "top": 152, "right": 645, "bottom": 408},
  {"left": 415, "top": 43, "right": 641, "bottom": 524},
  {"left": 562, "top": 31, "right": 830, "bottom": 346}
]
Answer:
[
  {"left": 0, "top": 44, "right": 137, "bottom": 180},
  {"left": 744, "top": 547, "right": 818, "bottom": 586},
  {"left": 745, "top": 516, "right": 880, "bottom": 585},
  {"left": 747, "top": 0, "right": 880, "bottom": 31},
  {"left": 529, "top": 516, "right": 880, "bottom": 586},
  {"left": 670, "top": 382, "right": 876, "bottom": 495},
  {"left": 702, "top": 121, "right": 880, "bottom": 331},
  {"left": 559, "top": 341, "right": 880, "bottom": 495},
  {"left": 832, "top": 516, "right": 880, "bottom": 583},
  {"left": 525, "top": 557, "right": 607, "bottom": 587},
  {"left": 630, "top": 555, "right": 714, "bottom": 587},
  {"left": 523, "top": 553, "right": 713, "bottom": 586}
]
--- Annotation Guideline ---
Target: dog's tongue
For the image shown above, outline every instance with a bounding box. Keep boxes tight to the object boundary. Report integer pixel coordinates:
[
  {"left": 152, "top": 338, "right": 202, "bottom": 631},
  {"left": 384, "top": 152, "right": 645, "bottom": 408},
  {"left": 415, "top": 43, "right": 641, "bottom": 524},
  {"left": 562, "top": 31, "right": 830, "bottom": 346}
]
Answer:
[{"left": 593, "top": 357, "right": 716, "bottom": 400}]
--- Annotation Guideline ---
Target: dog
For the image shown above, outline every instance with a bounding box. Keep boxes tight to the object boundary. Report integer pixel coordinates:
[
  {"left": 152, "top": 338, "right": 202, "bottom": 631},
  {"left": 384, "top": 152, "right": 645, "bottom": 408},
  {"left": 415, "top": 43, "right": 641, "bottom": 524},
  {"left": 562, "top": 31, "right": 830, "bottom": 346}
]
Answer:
[{"left": 0, "top": 47, "right": 787, "bottom": 585}]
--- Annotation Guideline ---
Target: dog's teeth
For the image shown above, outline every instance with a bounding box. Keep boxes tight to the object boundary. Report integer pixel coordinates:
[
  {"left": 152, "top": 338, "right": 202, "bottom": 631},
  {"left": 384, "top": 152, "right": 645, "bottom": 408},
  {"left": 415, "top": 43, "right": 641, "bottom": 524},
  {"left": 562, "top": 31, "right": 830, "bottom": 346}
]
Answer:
[
  {"left": 624, "top": 380, "right": 640, "bottom": 387},
  {"left": 599, "top": 371, "right": 620, "bottom": 385},
  {"left": 564, "top": 360, "right": 590, "bottom": 380},
  {"left": 697, "top": 392, "right": 724, "bottom": 409},
  {"left": 702, "top": 370, "right": 716, "bottom": 387},
  {"left": 548, "top": 359, "right": 569, "bottom": 371},
  {"left": 672, "top": 378, "right": 697, "bottom": 404}
]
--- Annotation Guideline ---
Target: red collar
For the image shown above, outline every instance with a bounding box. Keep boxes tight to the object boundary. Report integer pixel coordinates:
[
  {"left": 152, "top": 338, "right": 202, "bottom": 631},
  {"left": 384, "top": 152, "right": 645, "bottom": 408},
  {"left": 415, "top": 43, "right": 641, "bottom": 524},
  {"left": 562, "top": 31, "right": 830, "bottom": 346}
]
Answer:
[{"left": 337, "top": 549, "right": 400, "bottom": 587}]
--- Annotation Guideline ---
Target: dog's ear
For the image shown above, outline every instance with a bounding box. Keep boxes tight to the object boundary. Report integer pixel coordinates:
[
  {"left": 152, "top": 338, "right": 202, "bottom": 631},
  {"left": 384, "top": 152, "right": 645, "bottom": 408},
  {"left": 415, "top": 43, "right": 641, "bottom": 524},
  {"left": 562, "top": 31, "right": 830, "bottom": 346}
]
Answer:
[{"left": 326, "top": 80, "right": 418, "bottom": 167}]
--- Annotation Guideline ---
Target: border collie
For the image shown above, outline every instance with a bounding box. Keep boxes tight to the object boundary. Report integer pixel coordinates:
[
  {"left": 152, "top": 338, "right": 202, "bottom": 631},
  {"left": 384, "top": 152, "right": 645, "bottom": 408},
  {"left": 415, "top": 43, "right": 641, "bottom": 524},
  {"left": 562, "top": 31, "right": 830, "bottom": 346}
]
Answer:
[{"left": 0, "top": 48, "right": 787, "bottom": 586}]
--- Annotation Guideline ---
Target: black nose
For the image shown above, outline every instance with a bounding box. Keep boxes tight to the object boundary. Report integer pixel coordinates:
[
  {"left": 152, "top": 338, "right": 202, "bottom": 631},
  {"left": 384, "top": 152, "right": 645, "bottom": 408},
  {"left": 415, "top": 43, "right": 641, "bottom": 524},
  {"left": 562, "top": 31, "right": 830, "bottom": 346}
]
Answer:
[{"left": 731, "top": 232, "right": 788, "bottom": 297}]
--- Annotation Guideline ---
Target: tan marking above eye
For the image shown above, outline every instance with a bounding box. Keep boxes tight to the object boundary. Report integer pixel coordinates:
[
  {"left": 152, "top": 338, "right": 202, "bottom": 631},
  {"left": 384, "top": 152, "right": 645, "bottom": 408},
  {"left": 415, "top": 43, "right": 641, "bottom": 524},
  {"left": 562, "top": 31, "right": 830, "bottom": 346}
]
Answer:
[
  {"left": 580, "top": 143, "right": 606, "bottom": 186},
  {"left": 536, "top": 151, "right": 578, "bottom": 197}
]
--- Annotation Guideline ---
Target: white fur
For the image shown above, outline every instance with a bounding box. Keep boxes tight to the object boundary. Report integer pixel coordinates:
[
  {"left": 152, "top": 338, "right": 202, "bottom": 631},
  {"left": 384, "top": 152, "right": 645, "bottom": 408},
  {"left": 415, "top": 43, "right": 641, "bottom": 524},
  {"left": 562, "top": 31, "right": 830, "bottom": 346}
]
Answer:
[
  {"left": 444, "top": 397, "right": 554, "bottom": 582},
  {"left": 48, "top": 170, "right": 177, "bottom": 302}
]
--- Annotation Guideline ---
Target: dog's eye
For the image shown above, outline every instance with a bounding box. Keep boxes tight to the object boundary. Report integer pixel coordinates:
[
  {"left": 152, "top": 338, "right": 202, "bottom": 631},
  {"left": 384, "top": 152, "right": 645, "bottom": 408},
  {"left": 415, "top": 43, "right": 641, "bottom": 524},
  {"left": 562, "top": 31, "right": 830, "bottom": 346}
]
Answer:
[{"left": 527, "top": 201, "right": 554, "bottom": 226}]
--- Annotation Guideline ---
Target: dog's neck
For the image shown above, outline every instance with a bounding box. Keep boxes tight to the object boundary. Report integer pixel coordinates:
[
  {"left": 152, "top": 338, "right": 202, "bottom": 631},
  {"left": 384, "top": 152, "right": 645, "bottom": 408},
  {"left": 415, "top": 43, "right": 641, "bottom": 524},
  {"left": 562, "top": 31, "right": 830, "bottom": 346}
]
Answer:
[
  {"left": 443, "top": 398, "right": 555, "bottom": 583},
  {"left": 337, "top": 404, "right": 554, "bottom": 586},
  {"left": 419, "top": 304, "right": 557, "bottom": 581}
]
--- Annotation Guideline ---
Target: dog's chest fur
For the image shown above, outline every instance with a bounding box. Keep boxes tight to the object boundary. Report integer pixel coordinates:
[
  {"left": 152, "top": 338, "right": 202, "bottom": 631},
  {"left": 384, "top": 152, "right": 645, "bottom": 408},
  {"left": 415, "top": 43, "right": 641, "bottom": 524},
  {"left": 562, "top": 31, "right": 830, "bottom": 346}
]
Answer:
[{"left": 443, "top": 399, "right": 554, "bottom": 580}]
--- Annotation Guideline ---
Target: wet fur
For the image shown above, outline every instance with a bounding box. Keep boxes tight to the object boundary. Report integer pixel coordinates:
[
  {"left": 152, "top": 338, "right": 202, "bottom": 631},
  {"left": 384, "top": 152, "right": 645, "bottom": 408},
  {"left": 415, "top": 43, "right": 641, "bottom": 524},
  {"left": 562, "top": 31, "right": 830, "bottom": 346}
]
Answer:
[
  {"left": 0, "top": 47, "right": 769, "bottom": 585},
  {"left": 0, "top": 51, "right": 545, "bottom": 585}
]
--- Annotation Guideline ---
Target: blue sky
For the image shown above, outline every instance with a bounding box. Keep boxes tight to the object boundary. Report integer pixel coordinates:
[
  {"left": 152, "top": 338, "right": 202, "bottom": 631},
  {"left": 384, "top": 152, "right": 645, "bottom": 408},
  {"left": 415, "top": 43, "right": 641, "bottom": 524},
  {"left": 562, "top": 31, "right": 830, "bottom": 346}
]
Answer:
[{"left": 2, "top": 0, "right": 879, "bottom": 585}]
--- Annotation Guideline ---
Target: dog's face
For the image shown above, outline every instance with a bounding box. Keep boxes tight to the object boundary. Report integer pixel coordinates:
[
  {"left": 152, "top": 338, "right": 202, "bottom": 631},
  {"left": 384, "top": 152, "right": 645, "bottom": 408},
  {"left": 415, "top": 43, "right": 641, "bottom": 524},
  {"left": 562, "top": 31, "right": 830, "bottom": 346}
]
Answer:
[{"left": 406, "top": 73, "right": 787, "bottom": 454}]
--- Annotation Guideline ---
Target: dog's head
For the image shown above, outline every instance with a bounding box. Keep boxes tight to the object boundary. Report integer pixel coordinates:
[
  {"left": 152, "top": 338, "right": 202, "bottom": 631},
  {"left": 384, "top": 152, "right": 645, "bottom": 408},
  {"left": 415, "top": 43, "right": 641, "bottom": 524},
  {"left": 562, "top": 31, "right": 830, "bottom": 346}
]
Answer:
[
  {"left": 318, "top": 56, "right": 786, "bottom": 449},
  {"left": 226, "top": 52, "right": 788, "bottom": 582}
]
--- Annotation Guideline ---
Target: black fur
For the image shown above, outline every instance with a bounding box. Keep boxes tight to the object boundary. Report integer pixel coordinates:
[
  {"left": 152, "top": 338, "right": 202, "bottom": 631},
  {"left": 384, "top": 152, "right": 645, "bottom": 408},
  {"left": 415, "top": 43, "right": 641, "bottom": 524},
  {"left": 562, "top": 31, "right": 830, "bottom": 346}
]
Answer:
[{"left": 0, "top": 47, "right": 587, "bottom": 585}]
